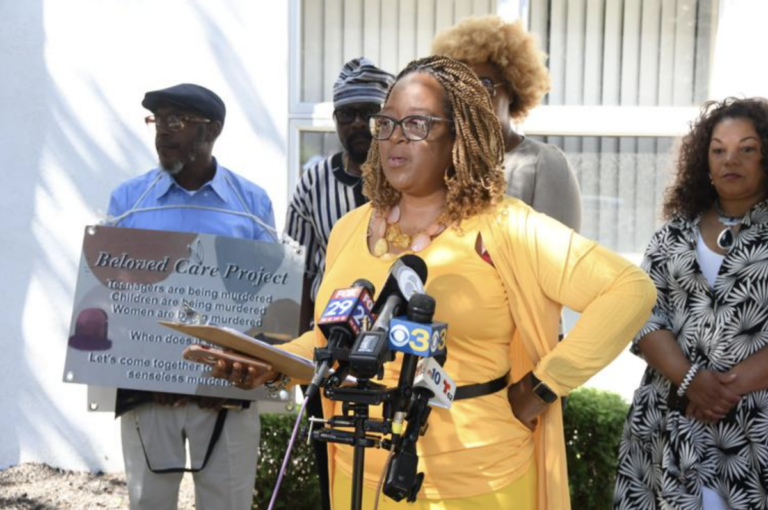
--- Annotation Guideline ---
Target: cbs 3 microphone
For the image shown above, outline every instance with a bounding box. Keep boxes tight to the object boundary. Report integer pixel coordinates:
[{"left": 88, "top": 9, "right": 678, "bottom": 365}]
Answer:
[
  {"left": 390, "top": 294, "right": 456, "bottom": 409},
  {"left": 382, "top": 292, "right": 455, "bottom": 503}
]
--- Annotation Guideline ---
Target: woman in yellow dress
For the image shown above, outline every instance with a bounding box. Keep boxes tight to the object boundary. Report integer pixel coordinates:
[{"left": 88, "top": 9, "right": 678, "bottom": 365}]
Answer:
[{"left": 215, "top": 55, "right": 655, "bottom": 509}]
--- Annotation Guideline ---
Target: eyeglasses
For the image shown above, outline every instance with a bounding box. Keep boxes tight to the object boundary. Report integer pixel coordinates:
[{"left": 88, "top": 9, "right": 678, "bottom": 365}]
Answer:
[
  {"left": 145, "top": 114, "right": 211, "bottom": 132},
  {"left": 334, "top": 105, "right": 382, "bottom": 125},
  {"left": 479, "top": 78, "right": 507, "bottom": 98},
  {"left": 369, "top": 114, "right": 453, "bottom": 141}
]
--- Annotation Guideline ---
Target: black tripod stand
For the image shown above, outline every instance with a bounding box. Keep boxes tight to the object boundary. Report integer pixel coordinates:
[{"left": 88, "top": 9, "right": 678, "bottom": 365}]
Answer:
[
  {"left": 313, "top": 379, "right": 397, "bottom": 510},
  {"left": 312, "top": 380, "right": 434, "bottom": 509}
]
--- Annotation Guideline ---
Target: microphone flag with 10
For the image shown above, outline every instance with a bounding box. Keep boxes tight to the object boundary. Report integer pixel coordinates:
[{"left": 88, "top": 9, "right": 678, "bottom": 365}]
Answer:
[{"left": 412, "top": 357, "right": 456, "bottom": 408}]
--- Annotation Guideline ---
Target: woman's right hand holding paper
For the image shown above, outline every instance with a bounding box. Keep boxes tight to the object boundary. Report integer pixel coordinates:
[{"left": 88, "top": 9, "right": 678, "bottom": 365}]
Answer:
[{"left": 211, "top": 357, "right": 278, "bottom": 390}]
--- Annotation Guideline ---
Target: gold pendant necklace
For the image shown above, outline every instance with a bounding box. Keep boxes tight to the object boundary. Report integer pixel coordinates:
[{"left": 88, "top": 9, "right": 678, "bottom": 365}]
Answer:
[{"left": 370, "top": 205, "right": 445, "bottom": 258}]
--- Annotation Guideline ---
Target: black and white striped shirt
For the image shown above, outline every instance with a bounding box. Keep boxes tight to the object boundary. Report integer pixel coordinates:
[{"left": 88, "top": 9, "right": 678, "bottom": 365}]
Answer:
[{"left": 284, "top": 152, "right": 367, "bottom": 302}]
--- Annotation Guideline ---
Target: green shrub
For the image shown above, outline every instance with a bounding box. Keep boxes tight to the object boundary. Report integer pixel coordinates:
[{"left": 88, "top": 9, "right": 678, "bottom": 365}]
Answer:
[
  {"left": 253, "top": 413, "right": 321, "bottom": 510},
  {"left": 255, "top": 388, "right": 629, "bottom": 509},
  {"left": 563, "top": 387, "right": 629, "bottom": 510}
]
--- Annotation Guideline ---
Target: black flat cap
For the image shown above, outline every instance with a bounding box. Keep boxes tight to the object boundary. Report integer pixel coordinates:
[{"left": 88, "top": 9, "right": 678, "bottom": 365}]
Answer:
[{"left": 142, "top": 83, "right": 226, "bottom": 123}]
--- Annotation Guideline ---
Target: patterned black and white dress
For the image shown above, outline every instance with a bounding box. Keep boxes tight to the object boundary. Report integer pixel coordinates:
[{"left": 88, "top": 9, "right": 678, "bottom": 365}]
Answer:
[{"left": 614, "top": 201, "right": 768, "bottom": 510}]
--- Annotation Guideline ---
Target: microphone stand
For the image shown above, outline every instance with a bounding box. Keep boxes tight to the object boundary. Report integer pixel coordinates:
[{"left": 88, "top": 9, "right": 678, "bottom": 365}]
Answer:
[
  {"left": 312, "top": 255, "right": 429, "bottom": 509},
  {"left": 318, "top": 378, "right": 395, "bottom": 510},
  {"left": 333, "top": 293, "right": 403, "bottom": 510},
  {"left": 350, "top": 387, "right": 373, "bottom": 509}
]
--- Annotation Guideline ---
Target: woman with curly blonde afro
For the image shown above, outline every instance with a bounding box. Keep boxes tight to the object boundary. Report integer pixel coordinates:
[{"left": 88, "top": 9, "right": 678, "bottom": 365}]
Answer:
[
  {"left": 212, "top": 55, "right": 655, "bottom": 510},
  {"left": 433, "top": 15, "right": 582, "bottom": 232}
]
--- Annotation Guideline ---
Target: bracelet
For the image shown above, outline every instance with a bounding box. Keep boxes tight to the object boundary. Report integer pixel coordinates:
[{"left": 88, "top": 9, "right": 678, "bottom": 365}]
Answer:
[
  {"left": 677, "top": 364, "right": 700, "bottom": 397},
  {"left": 265, "top": 374, "right": 291, "bottom": 399}
]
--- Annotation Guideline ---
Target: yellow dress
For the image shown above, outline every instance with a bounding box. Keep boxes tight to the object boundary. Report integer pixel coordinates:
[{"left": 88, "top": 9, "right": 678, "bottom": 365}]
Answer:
[
  {"left": 281, "top": 197, "right": 655, "bottom": 509},
  {"left": 333, "top": 460, "right": 536, "bottom": 509}
]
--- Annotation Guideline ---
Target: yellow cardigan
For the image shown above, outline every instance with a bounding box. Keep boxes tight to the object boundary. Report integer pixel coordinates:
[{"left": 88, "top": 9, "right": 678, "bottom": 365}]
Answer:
[{"left": 282, "top": 197, "right": 655, "bottom": 509}]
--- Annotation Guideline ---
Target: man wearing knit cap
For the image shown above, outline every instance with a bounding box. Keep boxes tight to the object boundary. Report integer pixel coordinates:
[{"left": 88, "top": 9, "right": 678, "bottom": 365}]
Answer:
[
  {"left": 286, "top": 57, "right": 394, "bottom": 308},
  {"left": 284, "top": 57, "right": 394, "bottom": 510},
  {"left": 106, "top": 83, "right": 275, "bottom": 510}
]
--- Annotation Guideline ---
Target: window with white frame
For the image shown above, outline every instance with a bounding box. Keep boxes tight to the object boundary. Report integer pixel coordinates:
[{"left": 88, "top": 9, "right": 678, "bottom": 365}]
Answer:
[{"left": 523, "top": 0, "right": 717, "bottom": 255}]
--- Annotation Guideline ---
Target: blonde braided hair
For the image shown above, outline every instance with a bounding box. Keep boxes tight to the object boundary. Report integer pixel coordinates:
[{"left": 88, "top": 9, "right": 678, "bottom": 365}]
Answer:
[{"left": 362, "top": 55, "right": 506, "bottom": 226}]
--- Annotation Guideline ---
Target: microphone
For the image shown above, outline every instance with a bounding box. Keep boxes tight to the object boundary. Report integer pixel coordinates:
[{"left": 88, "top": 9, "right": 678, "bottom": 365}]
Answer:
[
  {"left": 348, "top": 255, "right": 428, "bottom": 380},
  {"left": 412, "top": 357, "right": 456, "bottom": 409},
  {"left": 371, "top": 254, "right": 428, "bottom": 328},
  {"left": 391, "top": 294, "right": 453, "bottom": 409},
  {"left": 387, "top": 294, "right": 447, "bottom": 359},
  {"left": 383, "top": 294, "right": 453, "bottom": 503},
  {"left": 316, "top": 279, "right": 375, "bottom": 338},
  {"left": 389, "top": 293, "right": 446, "bottom": 412},
  {"left": 308, "top": 279, "right": 375, "bottom": 398}
]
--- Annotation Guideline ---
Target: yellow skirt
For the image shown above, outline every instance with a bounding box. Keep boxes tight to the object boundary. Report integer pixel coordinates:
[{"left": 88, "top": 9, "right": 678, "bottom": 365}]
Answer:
[{"left": 332, "top": 461, "right": 536, "bottom": 510}]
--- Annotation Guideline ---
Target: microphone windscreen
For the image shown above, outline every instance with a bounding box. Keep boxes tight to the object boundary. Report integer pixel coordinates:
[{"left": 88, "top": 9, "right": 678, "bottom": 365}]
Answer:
[
  {"left": 353, "top": 278, "right": 376, "bottom": 297},
  {"left": 398, "top": 254, "right": 428, "bottom": 284},
  {"left": 372, "top": 255, "right": 428, "bottom": 315},
  {"left": 407, "top": 293, "right": 435, "bottom": 323}
]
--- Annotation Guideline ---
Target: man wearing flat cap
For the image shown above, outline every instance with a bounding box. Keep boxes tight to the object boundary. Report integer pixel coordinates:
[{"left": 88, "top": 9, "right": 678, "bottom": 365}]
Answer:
[
  {"left": 284, "top": 57, "right": 394, "bottom": 510},
  {"left": 106, "top": 83, "right": 275, "bottom": 510}
]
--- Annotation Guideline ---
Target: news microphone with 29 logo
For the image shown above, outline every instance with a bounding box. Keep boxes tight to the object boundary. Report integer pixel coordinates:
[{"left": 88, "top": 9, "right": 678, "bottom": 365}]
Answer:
[{"left": 318, "top": 286, "right": 375, "bottom": 337}]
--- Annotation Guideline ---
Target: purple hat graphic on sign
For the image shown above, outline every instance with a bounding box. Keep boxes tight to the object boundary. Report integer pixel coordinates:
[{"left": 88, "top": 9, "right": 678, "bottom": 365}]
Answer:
[{"left": 68, "top": 308, "right": 113, "bottom": 351}]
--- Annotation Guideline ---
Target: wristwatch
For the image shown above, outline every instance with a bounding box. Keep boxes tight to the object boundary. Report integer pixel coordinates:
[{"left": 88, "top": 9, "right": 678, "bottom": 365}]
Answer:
[{"left": 530, "top": 373, "right": 557, "bottom": 404}]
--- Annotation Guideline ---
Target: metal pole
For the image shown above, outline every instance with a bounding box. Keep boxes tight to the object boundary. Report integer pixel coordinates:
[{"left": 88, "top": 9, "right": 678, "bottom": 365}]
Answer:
[{"left": 350, "top": 404, "right": 368, "bottom": 510}]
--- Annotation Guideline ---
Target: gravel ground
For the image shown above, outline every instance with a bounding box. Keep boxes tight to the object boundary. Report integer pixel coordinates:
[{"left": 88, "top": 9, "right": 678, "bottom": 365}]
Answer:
[{"left": 0, "top": 463, "right": 195, "bottom": 510}]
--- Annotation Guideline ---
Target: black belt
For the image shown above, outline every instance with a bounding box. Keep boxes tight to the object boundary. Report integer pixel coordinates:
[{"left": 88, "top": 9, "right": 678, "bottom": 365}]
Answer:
[{"left": 454, "top": 371, "right": 510, "bottom": 401}]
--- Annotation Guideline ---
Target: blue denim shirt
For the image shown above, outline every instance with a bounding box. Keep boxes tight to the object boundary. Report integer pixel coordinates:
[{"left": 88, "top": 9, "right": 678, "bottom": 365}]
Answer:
[
  {"left": 107, "top": 160, "right": 276, "bottom": 241},
  {"left": 106, "top": 160, "right": 276, "bottom": 414}
]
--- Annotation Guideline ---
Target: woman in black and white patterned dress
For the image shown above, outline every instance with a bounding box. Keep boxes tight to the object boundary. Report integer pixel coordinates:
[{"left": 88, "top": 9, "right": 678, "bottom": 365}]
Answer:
[{"left": 615, "top": 97, "right": 768, "bottom": 510}]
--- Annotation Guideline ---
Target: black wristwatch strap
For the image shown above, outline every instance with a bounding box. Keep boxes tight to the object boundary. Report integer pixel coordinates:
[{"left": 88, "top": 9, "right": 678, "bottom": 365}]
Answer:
[{"left": 530, "top": 373, "right": 557, "bottom": 404}]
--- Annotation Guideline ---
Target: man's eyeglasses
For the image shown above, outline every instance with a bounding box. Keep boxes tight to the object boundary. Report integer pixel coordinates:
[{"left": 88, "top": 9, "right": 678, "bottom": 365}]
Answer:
[
  {"left": 479, "top": 77, "right": 507, "bottom": 98},
  {"left": 368, "top": 114, "right": 453, "bottom": 142},
  {"left": 145, "top": 114, "right": 211, "bottom": 132},
  {"left": 334, "top": 105, "right": 382, "bottom": 125}
]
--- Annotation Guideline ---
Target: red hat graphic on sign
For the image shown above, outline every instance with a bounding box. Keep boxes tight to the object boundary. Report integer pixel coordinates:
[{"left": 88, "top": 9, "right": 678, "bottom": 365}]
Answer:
[{"left": 68, "top": 308, "right": 113, "bottom": 351}]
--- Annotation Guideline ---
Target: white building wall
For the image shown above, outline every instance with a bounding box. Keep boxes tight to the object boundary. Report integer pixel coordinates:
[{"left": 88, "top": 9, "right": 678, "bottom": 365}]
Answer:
[{"left": 0, "top": 0, "right": 289, "bottom": 472}]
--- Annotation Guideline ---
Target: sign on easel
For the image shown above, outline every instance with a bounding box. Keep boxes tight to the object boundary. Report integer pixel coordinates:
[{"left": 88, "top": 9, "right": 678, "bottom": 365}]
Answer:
[{"left": 62, "top": 225, "right": 305, "bottom": 402}]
